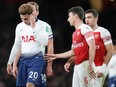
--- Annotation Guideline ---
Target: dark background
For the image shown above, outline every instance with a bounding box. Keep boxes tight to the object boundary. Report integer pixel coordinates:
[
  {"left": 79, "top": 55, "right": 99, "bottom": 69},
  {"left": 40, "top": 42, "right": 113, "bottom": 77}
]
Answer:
[{"left": 0, "top": 0, "right": 116, "bottom": 87}]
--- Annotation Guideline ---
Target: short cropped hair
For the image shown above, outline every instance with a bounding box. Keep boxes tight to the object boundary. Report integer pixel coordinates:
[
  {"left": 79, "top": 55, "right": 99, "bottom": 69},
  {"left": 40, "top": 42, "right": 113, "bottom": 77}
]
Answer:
[
  {"left": 27, "top": 1, "right": 39, "bottom": 11},
  {"left": 85, "top": 9, "right": 98, "bottom": 18},
  {"left": 68, "top": 6, "right": 84, "bottom": 20}
]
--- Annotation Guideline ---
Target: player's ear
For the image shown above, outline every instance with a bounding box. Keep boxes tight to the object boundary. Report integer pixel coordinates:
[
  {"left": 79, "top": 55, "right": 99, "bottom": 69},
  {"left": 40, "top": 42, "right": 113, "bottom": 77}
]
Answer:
[
  {"left": 37, "top": 11, "right": 39, "bottom": 15},
  {"left": 95, "top": 17, "right": 98, "bottom": 22}
]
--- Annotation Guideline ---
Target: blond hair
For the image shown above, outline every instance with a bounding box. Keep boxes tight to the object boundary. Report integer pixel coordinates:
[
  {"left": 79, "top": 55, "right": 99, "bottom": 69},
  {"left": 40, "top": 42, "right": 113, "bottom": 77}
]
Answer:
[{"left": 27, "top": 1, "right": 39, "bottom": 11}]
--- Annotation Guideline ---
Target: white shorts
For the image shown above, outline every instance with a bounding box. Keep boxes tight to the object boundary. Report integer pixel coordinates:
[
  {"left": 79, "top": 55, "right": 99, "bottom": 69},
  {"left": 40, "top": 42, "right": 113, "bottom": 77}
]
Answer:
[
  {"left": 93, "top": 65, "right": 107, "bottom": 87},
  {"left": 72, "top": 60, "right": 94, "bottom": 87}
]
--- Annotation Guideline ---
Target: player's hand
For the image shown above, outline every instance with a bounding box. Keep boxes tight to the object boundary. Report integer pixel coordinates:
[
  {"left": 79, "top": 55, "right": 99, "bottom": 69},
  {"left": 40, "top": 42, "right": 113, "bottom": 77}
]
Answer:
[
  {"left": 97, "top": 63, "right": 107, "bottom": 78},
  {"left": 97, "top": 73, "right": 103, "bottom": 78},
  {"left": 6, "top": 64, "right": 13, "bottom": 75},
  {"left": 46, "top": 65, "right": 53, "bottom": 77},
  {"left": 13, "top": 64, "right": 18, "bottom": 78},
  {"left": 88, "top": 65, "right": 96, "bottom": 79},
  {"left": 64, "top": 62, "right": 71, "bottom": 72},
  {"left": 45, "top": 54, "right": 57, "bottom": 62},
  {"left": 30, "top": 14, "right": 35, "bottom": 28}
]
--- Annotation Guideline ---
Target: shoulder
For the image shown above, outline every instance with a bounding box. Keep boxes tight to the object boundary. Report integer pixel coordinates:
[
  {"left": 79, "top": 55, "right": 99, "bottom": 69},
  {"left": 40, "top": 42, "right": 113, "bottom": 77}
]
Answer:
[
  {"left": 17, "top": 22, "right": 23, "bottom": 26},
  {"left": 97, "top": 26, "right": 111, "bottom": 35},
  {"left": 97, "top": 27, "right": 112, "bottom": 44},
  {"left": 80, "top": 24, "right": 93, "bottom": 35},
  {"left": 36, "top": 19, "right": 52, "bottom": 33},
  {"left": 16, "top": 22, "right": 24, "bottom": 30},
  {"left": 81, "top": 24, "right": 92, "bottom": 31},
  {"left": 37, "top": 19, "right": 51, "bottom": 27},
  {"left": 97, "top": 26, "right": 109, "bottom": 32}
]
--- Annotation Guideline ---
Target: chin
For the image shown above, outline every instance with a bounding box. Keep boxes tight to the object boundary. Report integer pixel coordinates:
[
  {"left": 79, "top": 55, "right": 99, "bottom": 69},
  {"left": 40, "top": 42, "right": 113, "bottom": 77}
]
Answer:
[{"left": 70, "top": 23, "right": 73, "bottom": 26}]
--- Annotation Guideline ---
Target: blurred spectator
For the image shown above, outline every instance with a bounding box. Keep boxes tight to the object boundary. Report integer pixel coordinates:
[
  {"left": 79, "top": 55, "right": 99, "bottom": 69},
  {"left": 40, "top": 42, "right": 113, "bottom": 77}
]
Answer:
[{"left": 0, "top": 81, "right": 5, "bottom": 87}]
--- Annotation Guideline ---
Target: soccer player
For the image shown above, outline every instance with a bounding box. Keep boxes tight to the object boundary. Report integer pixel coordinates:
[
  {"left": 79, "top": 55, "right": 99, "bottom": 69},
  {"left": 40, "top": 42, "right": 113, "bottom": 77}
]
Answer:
[
  {"left": 107, "top": 39, "right": 116, "bottom": 87},
  {"left": 45, "top": 6, "right": 96, "bottom": 87},
  {"left": 64, "top": 9, "right": 113, "bottom": 87},
  {"left": 6, "top": 2, "right": 53, "bottom": 87},
  {"left": 27, "top": 2, "right": 53, "bottom": 77}
]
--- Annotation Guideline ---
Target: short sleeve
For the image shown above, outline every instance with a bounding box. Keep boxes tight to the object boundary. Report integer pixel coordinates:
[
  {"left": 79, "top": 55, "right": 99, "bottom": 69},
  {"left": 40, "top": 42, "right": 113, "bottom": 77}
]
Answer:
[
  {"left": 101, "top": 29, "right": 112, "bottom": 45},
  {"left": 46, "top": 25, "right": 53, "bottom": 39}
]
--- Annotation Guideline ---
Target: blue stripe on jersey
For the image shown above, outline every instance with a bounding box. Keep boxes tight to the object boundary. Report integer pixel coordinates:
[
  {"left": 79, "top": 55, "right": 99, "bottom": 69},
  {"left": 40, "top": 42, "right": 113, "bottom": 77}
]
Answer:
[{"left": 49, "top": 34, "right": 53, "bottom": 39}]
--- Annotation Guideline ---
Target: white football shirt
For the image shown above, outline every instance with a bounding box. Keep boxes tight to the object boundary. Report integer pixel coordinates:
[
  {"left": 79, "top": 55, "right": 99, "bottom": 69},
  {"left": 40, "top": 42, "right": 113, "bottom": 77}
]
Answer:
[{"left": 8, "top": 19, "right": 53, "bottom": 64}]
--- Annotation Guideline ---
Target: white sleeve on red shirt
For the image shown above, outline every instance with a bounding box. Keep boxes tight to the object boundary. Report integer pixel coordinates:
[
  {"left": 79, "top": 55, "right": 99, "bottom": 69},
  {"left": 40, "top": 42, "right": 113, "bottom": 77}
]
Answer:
[
  {"left": 100, "top": 27, "right": 112, "bottom": 45},
  {"left": 81, "top": 24, "right": 94, "bottom": 41}
]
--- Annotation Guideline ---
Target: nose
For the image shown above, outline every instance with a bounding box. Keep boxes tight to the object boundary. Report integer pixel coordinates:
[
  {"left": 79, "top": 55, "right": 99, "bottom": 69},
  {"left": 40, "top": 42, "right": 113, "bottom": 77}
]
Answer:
[
  {"left": 67, "top": 18, "right": 69, "bottom": 22},
  {"left": 85, "top": 18, "right": 88, "bottom": 23}
]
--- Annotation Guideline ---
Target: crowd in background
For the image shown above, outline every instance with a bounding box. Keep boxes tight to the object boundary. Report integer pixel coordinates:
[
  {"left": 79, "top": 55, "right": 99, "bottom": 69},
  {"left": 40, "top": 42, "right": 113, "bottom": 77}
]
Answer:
[{"left": 0, "top": 0, "right": 116, "bottom": 87}]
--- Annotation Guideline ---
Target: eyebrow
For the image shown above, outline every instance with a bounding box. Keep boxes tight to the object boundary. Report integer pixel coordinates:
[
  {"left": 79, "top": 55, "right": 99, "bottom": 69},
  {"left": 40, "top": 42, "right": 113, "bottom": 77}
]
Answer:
[{"left": 85, "top": 16, "right": 92, "bottom": 18}]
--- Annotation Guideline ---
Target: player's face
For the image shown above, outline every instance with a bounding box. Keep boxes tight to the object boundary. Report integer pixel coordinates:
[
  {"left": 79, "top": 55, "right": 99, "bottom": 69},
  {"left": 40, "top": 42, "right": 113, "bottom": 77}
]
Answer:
[
  {"left": 31, "top": 5, "right": 39, "bottom": 18},
  {"left": 67, "top": 12, "right": 77, "bottom": 26},
  {"left": 20, "top": 14, "right": 30, "bottom": 25},
  {"left": 85, "top": 13, "right": 96, "bottom": 27}
]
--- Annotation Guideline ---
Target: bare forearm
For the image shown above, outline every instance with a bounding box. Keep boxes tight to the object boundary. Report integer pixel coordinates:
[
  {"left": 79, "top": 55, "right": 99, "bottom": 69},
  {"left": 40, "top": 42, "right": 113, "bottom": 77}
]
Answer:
[
  {"left": 104, "top": 44, "right": 113, "bottom": 65},
  {"left": 87, "top": 38, "right": 96, "bottom": 66},
  {"left": 67, "top": 56, "right": 75, "bottom": 64},
  {"left": 89, "top": 47, "right": 95, "bottom": 65},
  {"left": 14, "top": 57, "right": 20, "bottom": 66},
  {"left": 56, "top": 50, "right": 74, "bottom": 58},
  {"left": 47, "top": 39, "right": 54, "bottom": 66},
  {"left": 104, "top": 51, "right": 112, "bottom": 65}
]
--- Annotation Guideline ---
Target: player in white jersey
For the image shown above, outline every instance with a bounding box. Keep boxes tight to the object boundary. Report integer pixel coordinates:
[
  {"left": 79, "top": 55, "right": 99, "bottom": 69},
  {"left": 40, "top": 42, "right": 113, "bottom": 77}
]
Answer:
[
  {"left": 45, "top": 6, "right": 96, "bottom": 87},
  {"left": 107, "top": 39, "right": 116, "bottom": 87},
  {"left": 7, "top": 1, "right": 54, "bottom": 77},
  {"left": 64, "top": 9, "right": 113, "bottom": 87},
  {"left": 7, "top": 2, "right": 54, "bottom": 77},
  {"left": 6, "top": 2, "right": 53, "bottom": 87}
]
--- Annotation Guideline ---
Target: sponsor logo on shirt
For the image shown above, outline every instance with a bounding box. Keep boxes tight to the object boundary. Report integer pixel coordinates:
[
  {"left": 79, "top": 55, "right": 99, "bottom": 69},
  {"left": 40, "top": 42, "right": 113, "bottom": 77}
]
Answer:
[
  {"left": 94, "top": 34, "right": 99, "bottom": 38},
  {"left": 73, "top": 42, "right": 84, "bottom": 48},
  {"left": 22, "top": 35, "right": 35, "bottom": 42}
]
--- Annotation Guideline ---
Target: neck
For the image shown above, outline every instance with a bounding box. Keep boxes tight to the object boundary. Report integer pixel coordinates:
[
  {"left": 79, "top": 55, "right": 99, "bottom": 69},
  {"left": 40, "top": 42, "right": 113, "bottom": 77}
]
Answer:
[
  {"left": 92, "top": 24, "right": 98, "bottom": 31},
  {"left": 75, "top": 20, "right": 83, "bottom": 29}
]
